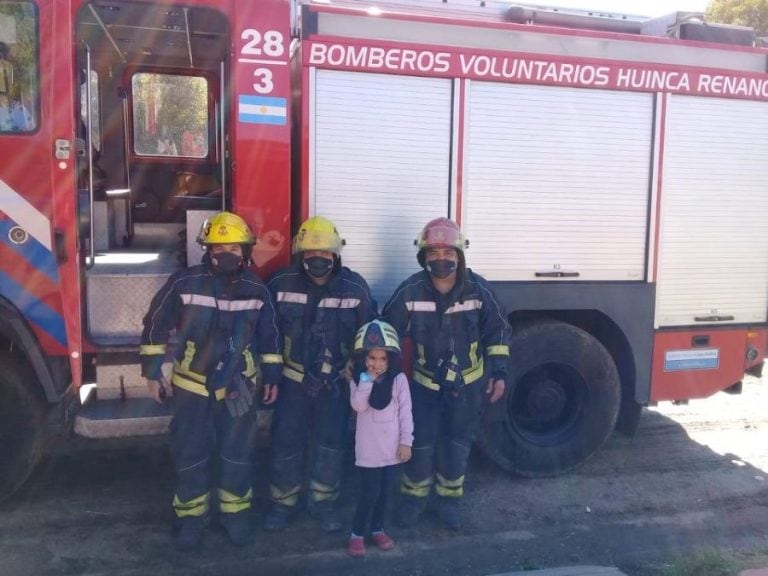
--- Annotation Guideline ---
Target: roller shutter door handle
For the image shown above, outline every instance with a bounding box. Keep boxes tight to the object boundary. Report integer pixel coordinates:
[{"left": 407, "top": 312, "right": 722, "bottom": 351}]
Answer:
[{"left": 534, "top": 271, "right": 580, "bottom": 278}]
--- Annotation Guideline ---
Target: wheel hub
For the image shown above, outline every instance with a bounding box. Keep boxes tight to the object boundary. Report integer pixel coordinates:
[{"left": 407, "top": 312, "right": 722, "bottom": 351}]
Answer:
[{"left": 526, "top": 378, "right": 567, "bottom": 423}]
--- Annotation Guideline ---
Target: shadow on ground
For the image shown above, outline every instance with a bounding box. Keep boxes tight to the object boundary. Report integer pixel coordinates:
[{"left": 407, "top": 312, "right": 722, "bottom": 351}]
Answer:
[{"left": 2, "top": 380, "right": 767, "bottom": 576}]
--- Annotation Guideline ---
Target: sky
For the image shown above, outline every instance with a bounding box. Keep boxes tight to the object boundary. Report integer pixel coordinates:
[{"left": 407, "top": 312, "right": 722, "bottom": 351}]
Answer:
[{"left": 535, "top": 0, "right": 711, "bottom": 18}]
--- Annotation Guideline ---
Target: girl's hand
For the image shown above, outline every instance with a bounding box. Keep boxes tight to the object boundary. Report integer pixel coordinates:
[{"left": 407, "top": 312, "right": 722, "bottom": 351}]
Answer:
[
  {"left": 360, "top": 369, "right": 383, "bottom": 383},
  {"left": 398, "top": 445, "right": 412, "bottom": 462}
]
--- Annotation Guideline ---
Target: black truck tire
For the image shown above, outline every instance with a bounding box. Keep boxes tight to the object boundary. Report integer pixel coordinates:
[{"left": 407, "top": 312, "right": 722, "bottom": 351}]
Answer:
[
  {"left": 0, "top": 352, "right": 47, "bottom": 501},
  {"left": 479, "top": 320, "right": 620, "bottom": 477}
]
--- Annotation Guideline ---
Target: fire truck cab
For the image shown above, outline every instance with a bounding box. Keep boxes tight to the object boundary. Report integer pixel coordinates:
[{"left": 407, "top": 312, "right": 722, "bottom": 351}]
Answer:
[{"left": 0, "top": 0, "right": 766, "bottom": 500}]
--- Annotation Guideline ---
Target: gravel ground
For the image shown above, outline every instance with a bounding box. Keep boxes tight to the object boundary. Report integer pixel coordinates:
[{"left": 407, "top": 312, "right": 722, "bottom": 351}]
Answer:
[{"left": 1, "top": 376, "right": 766, "bottom": 576}]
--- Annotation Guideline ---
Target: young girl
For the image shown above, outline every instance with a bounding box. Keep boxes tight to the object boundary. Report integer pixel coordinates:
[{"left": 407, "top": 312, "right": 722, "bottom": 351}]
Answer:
[{"left": 347, "top": 320, "right": 414, "bottom": 558}]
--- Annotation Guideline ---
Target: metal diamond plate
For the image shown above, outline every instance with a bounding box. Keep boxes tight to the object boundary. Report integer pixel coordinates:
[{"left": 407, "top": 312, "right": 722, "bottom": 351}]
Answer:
[{"left": 87, "top": 273, "right": 171, "bottom": 344}]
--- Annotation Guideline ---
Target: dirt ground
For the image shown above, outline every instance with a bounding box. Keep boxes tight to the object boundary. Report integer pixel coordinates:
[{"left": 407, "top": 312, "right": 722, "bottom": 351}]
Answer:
[{"left": 1, "top": 376, "right": 767, "bottom": 576}]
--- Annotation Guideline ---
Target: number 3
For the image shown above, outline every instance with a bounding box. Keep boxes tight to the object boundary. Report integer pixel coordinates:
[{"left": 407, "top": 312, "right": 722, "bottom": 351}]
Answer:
[{"left": 253, "top": 68, "right": 274, "bottom": 94}]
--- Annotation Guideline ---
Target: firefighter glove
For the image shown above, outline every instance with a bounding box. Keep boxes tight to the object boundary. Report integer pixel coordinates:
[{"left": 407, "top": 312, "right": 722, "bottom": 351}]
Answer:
[
  {"left": 225, "top": 374, "right": 254, "bottom": 418},
  {"left": 435, "top": 353, "right": 464, "bottom": 393}
]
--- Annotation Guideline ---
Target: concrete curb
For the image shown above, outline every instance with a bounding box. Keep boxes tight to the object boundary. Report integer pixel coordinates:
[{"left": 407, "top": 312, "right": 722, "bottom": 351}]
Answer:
[{"left": 489, "top": 568, "right": 627, "bottom": 576}]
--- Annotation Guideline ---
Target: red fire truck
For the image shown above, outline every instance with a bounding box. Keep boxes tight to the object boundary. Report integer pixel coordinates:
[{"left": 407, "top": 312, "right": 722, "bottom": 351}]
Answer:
[{"left": 1, "top": 0, "right": 766, "bottom": 500}]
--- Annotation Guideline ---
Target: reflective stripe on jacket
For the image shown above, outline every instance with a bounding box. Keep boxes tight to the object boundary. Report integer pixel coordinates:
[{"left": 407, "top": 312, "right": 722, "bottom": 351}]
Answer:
[
  {"left": 139, "top": 263, "right": 283, "bottom": 396},
  {"left": 268, "top": 264, "right": 377, "bottom": 382},
  {"left": 384, "top": 269, "right": 510, "bottom": 391}
]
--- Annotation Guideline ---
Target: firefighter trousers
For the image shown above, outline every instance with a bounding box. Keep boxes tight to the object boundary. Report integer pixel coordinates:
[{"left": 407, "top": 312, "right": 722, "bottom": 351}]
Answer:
[
  {"left": 268, "top": 377, "right": 349, "bottom": 510},
  {"left": 170, "top": 386, "right": 257, "bottom": 520},
  {"left": 401, "top": 381, "right": 484, "bottom": 503}
]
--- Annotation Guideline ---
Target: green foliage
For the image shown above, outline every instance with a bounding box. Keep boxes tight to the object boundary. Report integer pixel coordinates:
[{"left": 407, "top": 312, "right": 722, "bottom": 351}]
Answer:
[
  {"left": 0, "top": 2, "right": 38, "bottom": 101},
  {"left": 661, "top": 549, "right": 738, "bottom": 576},
  {"left": 132, "top": 72, "right": 209, "bottom": 156},
  {"left": 706, "top": 0, "right": 768, "bottom": 36}
]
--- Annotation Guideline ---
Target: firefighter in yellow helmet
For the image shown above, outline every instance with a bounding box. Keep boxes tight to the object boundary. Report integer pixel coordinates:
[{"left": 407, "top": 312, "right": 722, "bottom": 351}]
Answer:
[
  {"left": 384, "top": 217, "right": 510, "bottom": 530},
  {"left": 140, "top": 211, "right": 283, "bottom": 550},
  {"left": 265, "top": 216, "right": 377, "bottom": 532}
]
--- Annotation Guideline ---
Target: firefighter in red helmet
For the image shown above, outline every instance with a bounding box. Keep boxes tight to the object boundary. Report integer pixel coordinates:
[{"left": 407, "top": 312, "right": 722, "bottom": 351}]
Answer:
[{"left": 383, "top": 217, "right": 510, "bottom": 530}]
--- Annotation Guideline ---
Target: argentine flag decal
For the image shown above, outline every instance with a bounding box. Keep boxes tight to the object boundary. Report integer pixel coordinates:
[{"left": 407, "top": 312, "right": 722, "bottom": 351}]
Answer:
[{"left": 238, "top": 95, "right": 287, "bottom": 125}]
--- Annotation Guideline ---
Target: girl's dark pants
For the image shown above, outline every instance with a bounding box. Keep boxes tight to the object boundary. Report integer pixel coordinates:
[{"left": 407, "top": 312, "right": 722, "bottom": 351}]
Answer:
[{"left": 352, "top": 464, "right": 398, "bottom": 535}]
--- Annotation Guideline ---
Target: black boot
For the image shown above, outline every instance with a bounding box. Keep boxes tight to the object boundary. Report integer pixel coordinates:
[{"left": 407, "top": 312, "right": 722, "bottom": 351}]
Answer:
[
  {"left": 397, "top": 496, "right": 427, "bottom": 527},
  {"left": 174, "top": 516, "right": 206, "bottom": 551},
  {"left": 263, "top": 504, "right": 294, "bottom": 532},
  {"left": 437, "top": 497, "right": 461, "bottom": 531},
  {"left": 221, "top": 512, "right": 252, "bottom": 546},
  {"left": 310, "top": 502, "right": 342, "bottom": 533}
]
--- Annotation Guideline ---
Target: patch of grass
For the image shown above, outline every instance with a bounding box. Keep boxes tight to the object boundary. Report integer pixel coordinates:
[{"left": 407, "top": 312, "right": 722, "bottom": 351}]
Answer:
[
  {"left": 627, "top": 546, "right": 768, "bottom": 576},
  {"left": 661, "top": 550, "right": 738, "bottom": 576},
  {"left": 515, "top": 559, "right": 540, "bottom": 571}
]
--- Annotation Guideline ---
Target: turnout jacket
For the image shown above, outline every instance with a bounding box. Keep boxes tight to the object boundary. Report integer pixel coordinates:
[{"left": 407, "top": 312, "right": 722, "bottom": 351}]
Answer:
[
  {"left": 140, "top": 263, "right": 283, "bottom": 399},
  {"left": 384, "top": 269, "right": 510, "bottom": 391},
  {"left": 268, "top": 264, "right": 376, "bottom": 383}
]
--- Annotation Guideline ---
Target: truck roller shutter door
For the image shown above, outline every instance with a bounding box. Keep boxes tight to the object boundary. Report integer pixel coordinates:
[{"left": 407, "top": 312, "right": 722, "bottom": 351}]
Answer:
[
  {"left": 463, "top": 82, "right": 653, "bottom": 282},
  {"left": 311, "top": 70, "right": 452, "bottom": 305},
  {"left": 656, "top": 95, "right": 768, "bottom": 327}
]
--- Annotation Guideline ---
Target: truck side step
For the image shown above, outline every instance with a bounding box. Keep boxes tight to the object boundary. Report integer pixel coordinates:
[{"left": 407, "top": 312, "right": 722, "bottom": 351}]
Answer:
[
  {"left": 90, "top": 361, "right": 174, "bottom": 400},
  {"left": 74, "top": 398, "right": 173, "bottom": 439},
  {"left": 86, "top": 255, "right": 179, "bottom": 345}
]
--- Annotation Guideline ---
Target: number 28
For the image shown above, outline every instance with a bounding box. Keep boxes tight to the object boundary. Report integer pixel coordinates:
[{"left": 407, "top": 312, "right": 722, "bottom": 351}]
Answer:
[
  {"left": 241, "top": 29, "right": 284, "bottom": 94},
  {"left": 241, "top": 29, "right": 285, "bottom": 57}
]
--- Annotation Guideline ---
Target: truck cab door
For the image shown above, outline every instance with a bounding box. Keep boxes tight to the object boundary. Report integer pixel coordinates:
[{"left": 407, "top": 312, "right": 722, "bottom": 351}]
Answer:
[
  {"left": 0, "top": 0, "right": 81, "bottom": 386},
  {"left": 45, "top": 0, "right": 83, "bottom": 386}
]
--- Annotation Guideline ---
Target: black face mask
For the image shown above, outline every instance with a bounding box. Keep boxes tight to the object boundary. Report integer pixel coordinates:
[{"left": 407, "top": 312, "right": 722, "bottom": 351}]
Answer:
[
  {"left": 303, "top": 256, "right": 334, "bottom": 278},
  {"left": 426, "top": 259, "right": 457, "bottom": 279},
  {"left": 212, "top": 252, "right": 243, "bottom": 275}
]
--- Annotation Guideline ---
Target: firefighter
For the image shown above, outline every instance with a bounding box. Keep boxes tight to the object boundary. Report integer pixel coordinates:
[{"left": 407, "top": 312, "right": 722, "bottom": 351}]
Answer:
[
  {"left": 383, "top": 217, "right": 510, "bottom": 530},
  {"left": 140, "top": 211, "right": 282, "bottom": 550},
  {"left": 264, "top": 216, "right": 377, "bottom": 532}
]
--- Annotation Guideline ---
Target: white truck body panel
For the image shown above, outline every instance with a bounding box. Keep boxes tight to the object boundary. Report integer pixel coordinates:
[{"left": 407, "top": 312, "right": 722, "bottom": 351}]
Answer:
[
  {"left": 463, "top": 81, "right": 653, "bottom": 281},
  {"left": 305, "top": 5, "right": 768, "bottom": 326},
  {"left": 311, "top": 70, "right": 453, "bottom": 305},
  {"left": 656, "top": 95, "right": 768, "bottom": 327}
]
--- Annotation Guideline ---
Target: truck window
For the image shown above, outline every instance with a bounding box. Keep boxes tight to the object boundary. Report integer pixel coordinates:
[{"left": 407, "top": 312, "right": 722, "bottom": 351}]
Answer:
[
  {"left": 80, "top": 69, "right": 100, "bottom": 151},
  {"left": 131, "top": 72, "right": 209, "bottom": 158},
  {"left": 0, "top": 2, "right": 38, "bottom": 133}
]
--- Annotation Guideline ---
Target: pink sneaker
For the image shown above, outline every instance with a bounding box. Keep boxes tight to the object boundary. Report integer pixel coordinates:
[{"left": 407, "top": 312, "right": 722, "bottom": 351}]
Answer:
[
  {"left": 371, "top": 531, "right": 395, "bottom": 551},
  {"left": 347, "top": 536, "right": 365, "bottom": 558}
]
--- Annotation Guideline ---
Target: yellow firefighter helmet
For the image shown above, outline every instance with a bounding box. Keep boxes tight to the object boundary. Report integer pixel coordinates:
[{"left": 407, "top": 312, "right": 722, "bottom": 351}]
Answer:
[
  {"left": 291, "top": 216, "right": 345, "bottom": 255},
  {"left": 197, "top": 212, "right": 256, "bottom": 246}
]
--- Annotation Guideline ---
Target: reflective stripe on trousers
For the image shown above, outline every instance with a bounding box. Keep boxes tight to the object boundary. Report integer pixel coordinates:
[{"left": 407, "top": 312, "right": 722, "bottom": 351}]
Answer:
[
  {"left": 268, "top": 378, "right": 349, "bottom": 508},
  {"left": 400, "top": 381, "right": 483, "bottom": 500},
  {"left": 170, "top": 386, "right": 257, "bottom": 518}
]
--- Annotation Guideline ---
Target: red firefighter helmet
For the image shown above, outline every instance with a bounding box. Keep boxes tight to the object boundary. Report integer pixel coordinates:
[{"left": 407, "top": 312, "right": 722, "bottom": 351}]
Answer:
[{"left": 415, "top": 217, "right": 468, "bottom": 267}]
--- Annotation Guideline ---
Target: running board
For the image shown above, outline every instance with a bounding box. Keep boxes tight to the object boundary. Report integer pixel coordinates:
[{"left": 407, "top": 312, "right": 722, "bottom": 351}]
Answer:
[
  {"left": 74, "top": 398, "right": 172, "bottom": 439},
  {"left": 90, "top": 361, "right": 174, "bottom": 400}
]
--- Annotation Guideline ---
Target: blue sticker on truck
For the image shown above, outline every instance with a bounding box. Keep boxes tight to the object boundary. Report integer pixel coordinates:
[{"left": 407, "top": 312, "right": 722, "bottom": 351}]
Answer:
[{"left": 664, "top": 348, "right": 719, "bottom": 371}]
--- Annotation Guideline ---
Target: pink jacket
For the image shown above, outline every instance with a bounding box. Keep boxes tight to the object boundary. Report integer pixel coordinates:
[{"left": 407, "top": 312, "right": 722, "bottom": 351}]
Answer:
[{"left": 349, "top": 372, "right": 414, "bottom": 468}]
